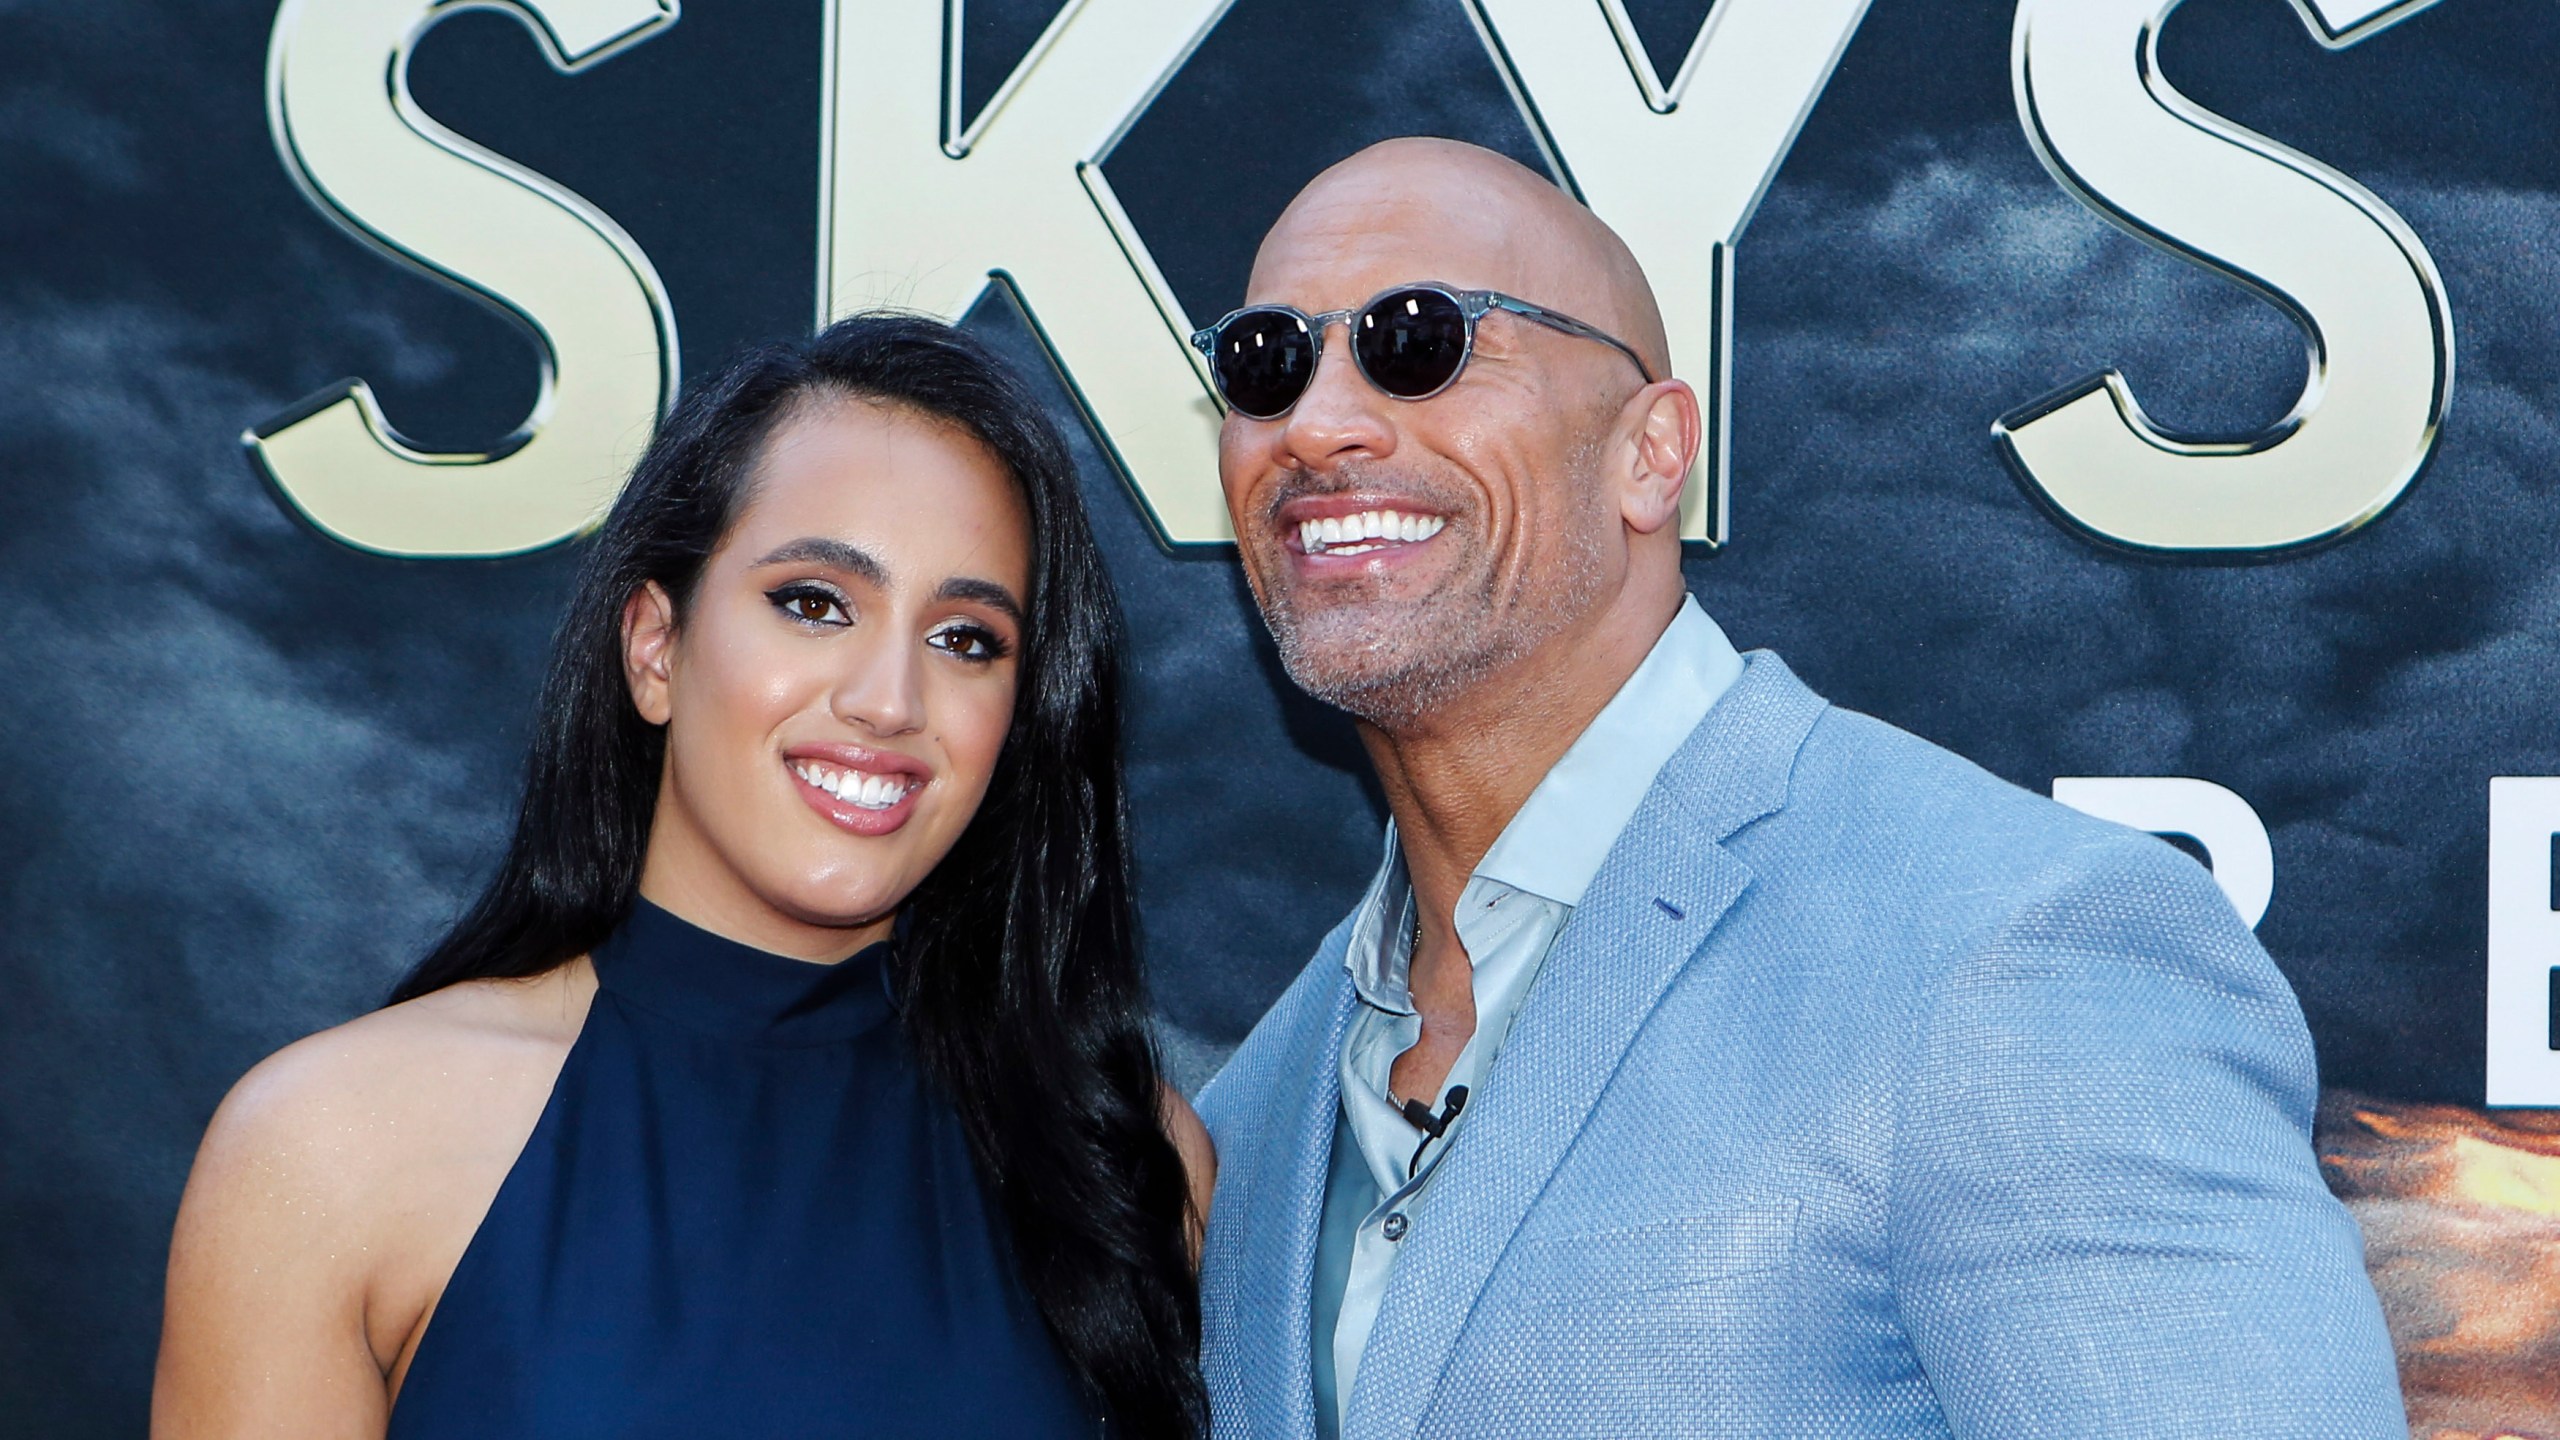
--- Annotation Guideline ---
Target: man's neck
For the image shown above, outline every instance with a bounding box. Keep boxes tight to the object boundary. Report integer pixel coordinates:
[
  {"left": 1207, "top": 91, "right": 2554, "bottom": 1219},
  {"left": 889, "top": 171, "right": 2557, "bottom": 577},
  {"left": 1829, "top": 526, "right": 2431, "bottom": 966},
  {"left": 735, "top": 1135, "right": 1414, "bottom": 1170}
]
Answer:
[{"left": 1359, "top": 582, "right": 1684, "bottom": 936}]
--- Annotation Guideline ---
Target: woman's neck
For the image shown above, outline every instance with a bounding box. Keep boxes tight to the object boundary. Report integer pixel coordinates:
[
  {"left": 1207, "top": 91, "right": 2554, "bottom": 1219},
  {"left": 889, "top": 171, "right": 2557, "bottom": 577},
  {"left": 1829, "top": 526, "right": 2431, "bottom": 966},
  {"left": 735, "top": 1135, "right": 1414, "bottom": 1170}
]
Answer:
[{"left": 634, "top": 826, "right": 894, "bottom": 964}]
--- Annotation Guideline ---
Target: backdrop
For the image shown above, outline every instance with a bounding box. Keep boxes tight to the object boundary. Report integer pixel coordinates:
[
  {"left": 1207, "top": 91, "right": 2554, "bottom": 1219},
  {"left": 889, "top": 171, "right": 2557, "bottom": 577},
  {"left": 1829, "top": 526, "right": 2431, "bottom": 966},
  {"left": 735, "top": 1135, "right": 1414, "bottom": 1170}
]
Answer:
[{"left": 5, "top": 1, "right": 2557, "bottom": 1434}]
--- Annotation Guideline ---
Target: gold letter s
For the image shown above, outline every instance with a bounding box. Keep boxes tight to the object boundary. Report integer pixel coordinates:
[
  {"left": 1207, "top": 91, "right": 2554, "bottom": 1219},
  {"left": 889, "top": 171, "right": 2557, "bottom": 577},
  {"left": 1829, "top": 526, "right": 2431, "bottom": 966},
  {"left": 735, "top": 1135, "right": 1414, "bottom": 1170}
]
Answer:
[
  {"left": 1999, "top": 0, "right": 2453, "bottom": 554},
  {"left": 253, "top": 0, "right": 681, "bottom": 558}
]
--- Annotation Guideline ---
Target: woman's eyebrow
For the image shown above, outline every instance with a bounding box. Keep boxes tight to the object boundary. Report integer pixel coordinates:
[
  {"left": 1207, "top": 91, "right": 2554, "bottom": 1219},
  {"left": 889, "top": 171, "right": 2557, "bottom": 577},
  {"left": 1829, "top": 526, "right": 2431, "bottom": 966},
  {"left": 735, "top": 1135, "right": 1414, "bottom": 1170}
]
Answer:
[
  {"left": 936, "top": 576, "right": 1024, "bottom": 624},
  {"left": 751, "top": 537, "right": 887, "bottom": 586}
]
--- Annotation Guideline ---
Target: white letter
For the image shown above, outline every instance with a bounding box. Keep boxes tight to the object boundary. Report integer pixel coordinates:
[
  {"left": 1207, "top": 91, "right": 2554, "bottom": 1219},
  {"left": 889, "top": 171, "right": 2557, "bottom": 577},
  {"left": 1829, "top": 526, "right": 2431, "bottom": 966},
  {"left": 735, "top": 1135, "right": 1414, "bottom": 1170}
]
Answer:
[
  {"left": 254, "top": 0, "right": 681, "bottom": 558},
  {"left": 1465, "top": 0, "right": 1872, "bottom": 546},
  {"left": 2290, "top": 0, "right": 2448, "bottom": 48},
  {"left": 820, "top": 0, "right": 1232, "bottom": 543},
  {"left": 2487, "top": 778, "right": 2560, "bottom": 1107},
  {"left": 2053, "top": 776, "right": 2273, "bottom": 929},
  {"left": 1998, "top": 0, "right": 2452, "bottom": 555}
]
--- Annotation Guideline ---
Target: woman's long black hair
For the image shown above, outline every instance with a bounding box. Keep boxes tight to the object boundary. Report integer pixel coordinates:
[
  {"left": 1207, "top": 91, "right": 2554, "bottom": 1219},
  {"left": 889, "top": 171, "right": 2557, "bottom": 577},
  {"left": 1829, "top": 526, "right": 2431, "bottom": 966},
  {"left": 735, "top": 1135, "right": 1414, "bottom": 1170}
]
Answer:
[{"left": 391, "top": 313, "right": 1206, "bottom": 1436}]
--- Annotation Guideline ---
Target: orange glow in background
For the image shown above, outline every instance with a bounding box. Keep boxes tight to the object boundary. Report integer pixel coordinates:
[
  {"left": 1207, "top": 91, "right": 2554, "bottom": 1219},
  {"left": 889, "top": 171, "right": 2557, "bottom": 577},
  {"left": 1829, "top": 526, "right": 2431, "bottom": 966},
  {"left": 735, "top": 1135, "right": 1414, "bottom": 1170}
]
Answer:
[{"left": 2321, "top": 1093, "right": 2560, "bottom": 1440}]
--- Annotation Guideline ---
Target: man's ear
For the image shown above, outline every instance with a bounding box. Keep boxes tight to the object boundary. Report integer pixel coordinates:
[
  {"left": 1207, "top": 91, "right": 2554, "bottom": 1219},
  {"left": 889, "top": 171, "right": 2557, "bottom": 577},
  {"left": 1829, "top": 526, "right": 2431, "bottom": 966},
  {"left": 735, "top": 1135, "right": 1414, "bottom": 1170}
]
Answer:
[
  {"left": 1617, "top": 379, "right": 1702, "bottom": 537},
  {"left": 623, "top": 581, "right": 679, "bottom": 727}
]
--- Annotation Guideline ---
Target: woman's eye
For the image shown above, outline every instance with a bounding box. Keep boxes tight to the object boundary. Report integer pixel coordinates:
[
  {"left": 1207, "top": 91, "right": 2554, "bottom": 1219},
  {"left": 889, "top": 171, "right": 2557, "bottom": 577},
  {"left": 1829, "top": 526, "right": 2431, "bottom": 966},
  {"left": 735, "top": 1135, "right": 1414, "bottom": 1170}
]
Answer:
[
  {"left": 928, "top": 622, "right": 1010, "bottom": 662},
  {"left": 768, "top": 586, "right": 850, "bottom": 626}
]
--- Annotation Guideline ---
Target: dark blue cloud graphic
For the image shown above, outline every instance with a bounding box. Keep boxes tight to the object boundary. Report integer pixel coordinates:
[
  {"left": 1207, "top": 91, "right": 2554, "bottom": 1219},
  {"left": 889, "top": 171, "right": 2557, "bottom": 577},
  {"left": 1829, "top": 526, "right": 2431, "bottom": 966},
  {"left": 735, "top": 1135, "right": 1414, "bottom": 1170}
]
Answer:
[
  {"left": 0, "top": 294, "right": 578, "bottom": 1436},
  {"left": 1107, "top": 0, "right": 1549, "bottom": 324}
]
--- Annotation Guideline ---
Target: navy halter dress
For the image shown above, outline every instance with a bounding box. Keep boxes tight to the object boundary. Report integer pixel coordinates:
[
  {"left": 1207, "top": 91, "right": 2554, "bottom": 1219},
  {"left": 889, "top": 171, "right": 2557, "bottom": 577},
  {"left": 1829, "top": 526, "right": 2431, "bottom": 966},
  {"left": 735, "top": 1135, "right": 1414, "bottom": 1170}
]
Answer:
[{"left": 387, "top": 900, "right": 1095, "bottom": 1438}]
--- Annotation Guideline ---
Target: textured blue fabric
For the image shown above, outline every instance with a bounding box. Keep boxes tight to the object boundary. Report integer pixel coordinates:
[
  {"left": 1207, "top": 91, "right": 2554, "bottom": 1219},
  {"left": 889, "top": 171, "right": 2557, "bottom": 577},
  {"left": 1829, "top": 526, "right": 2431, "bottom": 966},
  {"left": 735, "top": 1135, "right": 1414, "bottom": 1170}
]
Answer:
[
  {"left": 1197, "top": 651, "right": 2406, "bottom": 1440},
  {"left": 386, "top": 901, "right": 1092, "bottom": 1439},
  {"left": 1319, "top": 594, "right": 1742, "bottom": 1433}
]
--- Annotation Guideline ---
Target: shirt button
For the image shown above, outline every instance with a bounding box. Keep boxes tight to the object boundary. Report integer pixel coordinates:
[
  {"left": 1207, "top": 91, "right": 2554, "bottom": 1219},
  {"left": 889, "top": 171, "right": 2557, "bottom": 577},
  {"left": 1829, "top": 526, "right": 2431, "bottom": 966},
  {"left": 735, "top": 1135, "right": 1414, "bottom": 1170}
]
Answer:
[{"left": 1381, "top": 1212, "right": 1409, "bottom": 1242}]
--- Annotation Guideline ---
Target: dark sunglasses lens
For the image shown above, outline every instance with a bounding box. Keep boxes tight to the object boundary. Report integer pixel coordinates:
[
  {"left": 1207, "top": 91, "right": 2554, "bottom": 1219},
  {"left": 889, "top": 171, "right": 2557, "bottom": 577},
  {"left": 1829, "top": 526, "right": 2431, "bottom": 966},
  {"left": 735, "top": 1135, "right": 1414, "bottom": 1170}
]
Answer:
[
  {"left": 1209, "top": 310, "right": 1317, "bottom": 418},
  {"left": 1353, "top": 288, "right": 1470, "bottom": 398}
]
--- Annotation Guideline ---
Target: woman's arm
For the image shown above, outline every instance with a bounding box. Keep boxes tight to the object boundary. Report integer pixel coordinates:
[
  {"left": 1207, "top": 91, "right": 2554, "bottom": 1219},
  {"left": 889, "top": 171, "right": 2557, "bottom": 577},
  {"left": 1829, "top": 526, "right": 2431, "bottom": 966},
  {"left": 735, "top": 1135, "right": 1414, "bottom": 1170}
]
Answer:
[
  {"left": 1158, "top": 1083, "right": 1218, "bottom": 1266},
  {"left": 153, "top": 1038, "right": 396, "bottom": 1439}
]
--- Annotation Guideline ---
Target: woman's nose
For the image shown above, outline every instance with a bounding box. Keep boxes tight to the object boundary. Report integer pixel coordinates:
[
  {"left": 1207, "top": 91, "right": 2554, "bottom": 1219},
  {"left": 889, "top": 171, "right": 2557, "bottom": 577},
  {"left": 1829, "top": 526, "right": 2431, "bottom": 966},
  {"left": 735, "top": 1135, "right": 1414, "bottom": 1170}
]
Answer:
[{"left": 830, "top": 632, "right": 924, "bottom": 738}]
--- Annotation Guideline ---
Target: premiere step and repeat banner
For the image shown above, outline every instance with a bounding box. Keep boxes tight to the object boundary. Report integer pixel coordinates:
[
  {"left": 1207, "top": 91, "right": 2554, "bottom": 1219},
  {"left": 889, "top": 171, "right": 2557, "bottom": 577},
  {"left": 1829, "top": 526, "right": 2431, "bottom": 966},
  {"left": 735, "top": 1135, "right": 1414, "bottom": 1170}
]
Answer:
[{"left": 4, "top": 1, "right": 2556, "bottom": 1433}]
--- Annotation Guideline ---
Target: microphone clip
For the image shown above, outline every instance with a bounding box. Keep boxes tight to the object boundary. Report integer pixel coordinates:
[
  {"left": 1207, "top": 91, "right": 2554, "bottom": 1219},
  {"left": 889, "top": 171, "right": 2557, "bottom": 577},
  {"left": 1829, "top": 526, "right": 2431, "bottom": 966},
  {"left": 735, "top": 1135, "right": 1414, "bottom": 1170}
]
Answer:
[{"left": 1399, "top": 1085, "right": 1470, "bottom": 1179}]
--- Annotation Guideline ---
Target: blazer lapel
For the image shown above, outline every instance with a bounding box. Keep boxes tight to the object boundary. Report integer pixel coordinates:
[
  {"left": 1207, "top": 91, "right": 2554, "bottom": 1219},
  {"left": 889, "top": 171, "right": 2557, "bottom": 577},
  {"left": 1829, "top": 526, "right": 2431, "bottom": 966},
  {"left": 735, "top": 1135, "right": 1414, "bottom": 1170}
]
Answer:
[
  {"left": 1201, "top": 931, "right": 1361, "bottom": 1440},
  {"left": 1338, "top": 653, "right": 1827, "bottom": 1440}
]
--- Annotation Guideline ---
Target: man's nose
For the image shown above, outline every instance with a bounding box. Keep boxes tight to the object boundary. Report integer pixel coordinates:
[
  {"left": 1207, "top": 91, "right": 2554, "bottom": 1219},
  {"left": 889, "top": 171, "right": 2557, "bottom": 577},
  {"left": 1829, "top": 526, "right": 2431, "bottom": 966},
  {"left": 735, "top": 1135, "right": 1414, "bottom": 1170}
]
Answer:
[{"left": 1276, "top": 321, "right": 1398, "bottom": 472}]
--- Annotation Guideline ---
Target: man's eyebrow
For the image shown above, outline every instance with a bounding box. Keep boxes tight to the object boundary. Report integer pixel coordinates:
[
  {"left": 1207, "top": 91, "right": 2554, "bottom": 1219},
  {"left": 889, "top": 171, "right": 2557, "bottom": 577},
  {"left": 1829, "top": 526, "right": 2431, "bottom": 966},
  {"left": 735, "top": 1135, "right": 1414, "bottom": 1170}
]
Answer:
[
  {"left": 935, "top": 576, "right": 1025, "bottom": 624},
  {"left": 750, "top": 537, "right": 887, "bottom": 586}
]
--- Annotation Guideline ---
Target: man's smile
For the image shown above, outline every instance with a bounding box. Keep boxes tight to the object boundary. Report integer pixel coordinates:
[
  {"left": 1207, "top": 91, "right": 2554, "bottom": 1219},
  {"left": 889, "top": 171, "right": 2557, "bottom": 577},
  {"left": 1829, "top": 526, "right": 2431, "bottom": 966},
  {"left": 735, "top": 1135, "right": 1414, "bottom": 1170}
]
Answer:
[
  {"left": 1275, "top": 493, "right": 1455, "bottom": 562},
  {"left": 1296, "top": 508, "right": 1448, "bottom": 556}
]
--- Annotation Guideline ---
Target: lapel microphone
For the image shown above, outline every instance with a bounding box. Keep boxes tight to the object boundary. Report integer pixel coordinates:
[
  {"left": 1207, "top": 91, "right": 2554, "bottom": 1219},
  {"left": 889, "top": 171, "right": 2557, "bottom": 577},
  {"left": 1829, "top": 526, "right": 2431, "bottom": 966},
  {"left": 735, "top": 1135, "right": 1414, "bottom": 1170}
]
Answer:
[{"left": 1400, "top": 1085, "right": 1470, "bottom": 1179}]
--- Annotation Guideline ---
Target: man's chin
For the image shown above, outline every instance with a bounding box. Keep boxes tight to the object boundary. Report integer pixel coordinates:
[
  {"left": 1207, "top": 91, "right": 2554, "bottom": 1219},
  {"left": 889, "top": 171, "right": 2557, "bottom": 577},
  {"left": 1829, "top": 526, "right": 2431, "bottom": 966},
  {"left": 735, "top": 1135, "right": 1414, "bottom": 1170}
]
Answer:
[{"left": 1274, "top": 629, "right": 1493, "bottom": 730}]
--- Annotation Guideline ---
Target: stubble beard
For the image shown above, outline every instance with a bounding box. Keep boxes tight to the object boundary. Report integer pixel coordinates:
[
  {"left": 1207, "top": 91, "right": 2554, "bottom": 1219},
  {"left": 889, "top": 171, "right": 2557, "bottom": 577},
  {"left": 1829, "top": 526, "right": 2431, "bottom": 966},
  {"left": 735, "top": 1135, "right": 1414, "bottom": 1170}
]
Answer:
[
  {"left": 1254, "top": 448, "right": 1614, "bottom": 734},
  {"left": 1262, "top": 559, "right": 1512, "bottom": 732}
]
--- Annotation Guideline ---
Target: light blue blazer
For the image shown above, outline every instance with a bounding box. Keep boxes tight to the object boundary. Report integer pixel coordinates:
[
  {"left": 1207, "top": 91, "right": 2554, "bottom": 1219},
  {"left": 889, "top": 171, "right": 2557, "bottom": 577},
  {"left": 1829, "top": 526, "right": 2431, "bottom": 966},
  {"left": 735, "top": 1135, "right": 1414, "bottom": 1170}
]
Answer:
[{"left": 1196, "top": 653, "right": 2404, "bottom": 1439}]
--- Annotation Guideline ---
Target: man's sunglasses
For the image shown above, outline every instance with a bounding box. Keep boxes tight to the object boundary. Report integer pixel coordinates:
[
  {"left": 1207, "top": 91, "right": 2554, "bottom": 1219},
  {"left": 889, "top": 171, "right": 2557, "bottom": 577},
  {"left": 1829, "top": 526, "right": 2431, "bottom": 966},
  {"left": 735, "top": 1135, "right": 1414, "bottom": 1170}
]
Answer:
[{"left": 1189, "top": 283, "right": 1656, "bottom": 421}]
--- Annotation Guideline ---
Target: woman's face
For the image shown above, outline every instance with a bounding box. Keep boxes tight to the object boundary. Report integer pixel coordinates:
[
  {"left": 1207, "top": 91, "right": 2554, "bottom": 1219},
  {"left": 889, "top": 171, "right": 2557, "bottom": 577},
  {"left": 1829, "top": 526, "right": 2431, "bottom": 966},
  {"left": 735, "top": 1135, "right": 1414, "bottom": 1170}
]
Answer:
[{"left": 624, "top": 396, "right": 1032, "bottom": 960}]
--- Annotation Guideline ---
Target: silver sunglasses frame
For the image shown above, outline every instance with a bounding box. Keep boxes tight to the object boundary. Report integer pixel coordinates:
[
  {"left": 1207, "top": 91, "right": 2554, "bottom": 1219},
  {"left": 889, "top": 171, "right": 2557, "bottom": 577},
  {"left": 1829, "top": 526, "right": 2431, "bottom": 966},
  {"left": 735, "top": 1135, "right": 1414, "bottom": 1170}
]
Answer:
[{"left": 1188, "top": 283, "right": 1656, "bottom": 419}]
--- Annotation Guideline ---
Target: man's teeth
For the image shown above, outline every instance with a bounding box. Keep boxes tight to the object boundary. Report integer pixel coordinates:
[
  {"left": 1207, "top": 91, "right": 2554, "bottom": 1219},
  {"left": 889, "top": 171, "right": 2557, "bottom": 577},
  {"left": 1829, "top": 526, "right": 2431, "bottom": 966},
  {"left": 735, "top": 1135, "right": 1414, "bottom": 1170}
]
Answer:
[
  {"left": 1299, "top": 509, "right": 1446, "bottom": 555},
  {"left": 791, "top": 762, "right": 917, "bottom": 811}
]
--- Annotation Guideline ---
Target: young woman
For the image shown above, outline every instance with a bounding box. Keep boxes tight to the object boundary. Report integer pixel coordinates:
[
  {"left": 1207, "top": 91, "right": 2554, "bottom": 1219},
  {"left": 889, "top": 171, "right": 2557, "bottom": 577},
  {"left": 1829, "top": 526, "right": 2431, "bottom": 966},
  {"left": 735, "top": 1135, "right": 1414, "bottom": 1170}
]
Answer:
[{"left": 153, "top": 315, "right": 1213, "bottom": 1438}]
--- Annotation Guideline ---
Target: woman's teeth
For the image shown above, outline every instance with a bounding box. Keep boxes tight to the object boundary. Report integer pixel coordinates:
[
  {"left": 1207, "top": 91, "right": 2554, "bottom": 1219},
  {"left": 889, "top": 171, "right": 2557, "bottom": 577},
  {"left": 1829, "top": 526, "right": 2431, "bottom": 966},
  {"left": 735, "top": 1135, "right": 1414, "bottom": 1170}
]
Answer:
[
  {"left": 1299, "top": 509, "right": 1446, "bottom": 556},
  {"left": 792, "top": 761, "right": 916, "bottom": 811}
]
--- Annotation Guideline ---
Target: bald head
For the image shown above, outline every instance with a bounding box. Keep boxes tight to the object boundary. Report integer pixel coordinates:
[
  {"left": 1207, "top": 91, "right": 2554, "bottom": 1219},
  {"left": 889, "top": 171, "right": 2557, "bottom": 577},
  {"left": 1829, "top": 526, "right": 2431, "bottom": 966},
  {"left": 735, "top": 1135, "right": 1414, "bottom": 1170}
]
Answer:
[
  {"left": 1218, "top": 137, "right": 1699, "bottom": 743},
  {"left": 1250, "top": 137, "right": 1670, "bottom": 381}
]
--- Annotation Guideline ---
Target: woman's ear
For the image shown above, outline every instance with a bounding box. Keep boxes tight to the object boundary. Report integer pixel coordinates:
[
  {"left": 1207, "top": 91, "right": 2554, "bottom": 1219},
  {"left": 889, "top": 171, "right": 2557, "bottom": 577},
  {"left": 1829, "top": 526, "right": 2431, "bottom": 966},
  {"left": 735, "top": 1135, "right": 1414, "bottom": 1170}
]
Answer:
[{"left": 623, "top": 581, "right": 679, "bottom": 726}]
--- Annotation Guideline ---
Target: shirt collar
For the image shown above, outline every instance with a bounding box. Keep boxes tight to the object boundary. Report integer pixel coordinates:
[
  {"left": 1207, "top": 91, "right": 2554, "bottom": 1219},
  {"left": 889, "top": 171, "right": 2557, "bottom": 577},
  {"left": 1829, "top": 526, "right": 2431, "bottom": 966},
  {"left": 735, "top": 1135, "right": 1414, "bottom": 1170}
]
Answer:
[
  {"left": 1475, "top": 595, "right": 1742, "bottom": 905},
  {"left": 1339, "top": 594, "right": 1743, "bottom": 998},
  {"left": 1343, "top": 830, "right": 1419, "bottom": 1010}
]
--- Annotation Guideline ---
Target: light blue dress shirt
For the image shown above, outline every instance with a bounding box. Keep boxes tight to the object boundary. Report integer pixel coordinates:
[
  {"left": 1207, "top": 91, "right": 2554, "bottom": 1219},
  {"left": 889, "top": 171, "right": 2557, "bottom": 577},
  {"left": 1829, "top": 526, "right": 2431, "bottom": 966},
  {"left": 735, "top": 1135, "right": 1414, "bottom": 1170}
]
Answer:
[{"left": 1310, "top": 596, "right": 1744, "bottom": 1436}]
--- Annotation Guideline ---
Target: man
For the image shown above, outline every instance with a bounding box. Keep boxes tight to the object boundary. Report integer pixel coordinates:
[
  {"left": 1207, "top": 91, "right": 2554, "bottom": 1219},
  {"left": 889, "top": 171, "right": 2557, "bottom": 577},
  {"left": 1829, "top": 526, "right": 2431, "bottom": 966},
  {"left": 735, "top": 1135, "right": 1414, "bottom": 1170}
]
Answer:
[{"left": 1192, "top": 137, "right": 2404, "bottom": 1439}]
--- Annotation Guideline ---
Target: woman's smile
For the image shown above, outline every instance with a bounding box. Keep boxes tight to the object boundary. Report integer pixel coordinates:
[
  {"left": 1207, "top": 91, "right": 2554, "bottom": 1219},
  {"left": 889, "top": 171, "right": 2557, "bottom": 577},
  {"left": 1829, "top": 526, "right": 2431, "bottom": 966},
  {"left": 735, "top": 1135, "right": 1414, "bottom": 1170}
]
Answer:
[{"left": 786, "top": 743, "right": 931, "bottom": 836}]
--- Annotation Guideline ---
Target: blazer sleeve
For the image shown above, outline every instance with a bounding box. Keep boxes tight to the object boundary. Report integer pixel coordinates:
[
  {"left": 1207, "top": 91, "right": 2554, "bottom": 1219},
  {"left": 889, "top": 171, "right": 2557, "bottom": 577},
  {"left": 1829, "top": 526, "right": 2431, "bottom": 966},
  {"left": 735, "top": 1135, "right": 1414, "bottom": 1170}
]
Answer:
[{"left": 1886, "top": 831, "right": 2406, "bottom": 1437}]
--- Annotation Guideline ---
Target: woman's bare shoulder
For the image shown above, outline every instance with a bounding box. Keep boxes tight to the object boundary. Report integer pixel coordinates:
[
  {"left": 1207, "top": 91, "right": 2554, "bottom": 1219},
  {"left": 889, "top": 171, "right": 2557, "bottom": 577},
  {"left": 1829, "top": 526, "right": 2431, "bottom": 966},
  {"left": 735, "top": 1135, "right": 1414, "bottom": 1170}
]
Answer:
[
  {"left": 181, "top": 966, "right": 596, "bottom": 1269},
  {"left": 204, "top": 965, "right": 596, "bottom": 1175},
  {"left": 157, "top": 965, "right": 598, "bottom": 1431}
]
